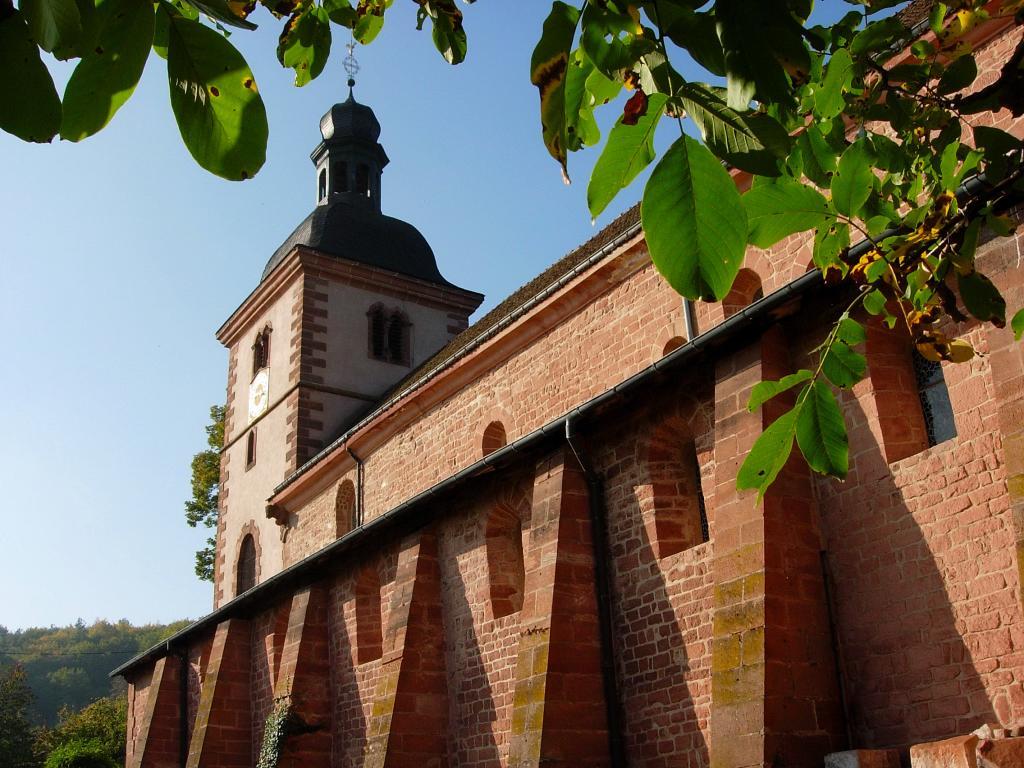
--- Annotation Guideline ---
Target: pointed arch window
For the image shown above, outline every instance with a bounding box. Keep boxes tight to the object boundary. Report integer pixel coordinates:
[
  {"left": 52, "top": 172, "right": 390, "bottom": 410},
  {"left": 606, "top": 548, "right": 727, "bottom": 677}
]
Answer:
[
  {"left": 252, "top": 326, "right": 271, "bottom": 376},
  {"left": 367, "top": 304, "right": 411, "bottom": 366},
  {"left": 236, "top": 534, "right": 257, "bottom": 595}
]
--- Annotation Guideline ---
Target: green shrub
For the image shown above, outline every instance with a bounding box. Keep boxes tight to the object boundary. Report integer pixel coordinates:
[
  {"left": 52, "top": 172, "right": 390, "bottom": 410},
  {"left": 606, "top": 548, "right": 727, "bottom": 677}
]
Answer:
[{"left": 43, "top": 738, "right": 117, "bottom": 768}]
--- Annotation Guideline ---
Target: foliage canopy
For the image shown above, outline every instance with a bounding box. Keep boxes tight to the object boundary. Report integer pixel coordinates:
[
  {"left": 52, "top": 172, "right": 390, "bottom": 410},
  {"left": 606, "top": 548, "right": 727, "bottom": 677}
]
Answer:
[
  {"left": 185, "top": 404, "right": 225, "bottom": 582},
  {"left": 5, "top": 0, "right": 1024, "bottom": 495}
]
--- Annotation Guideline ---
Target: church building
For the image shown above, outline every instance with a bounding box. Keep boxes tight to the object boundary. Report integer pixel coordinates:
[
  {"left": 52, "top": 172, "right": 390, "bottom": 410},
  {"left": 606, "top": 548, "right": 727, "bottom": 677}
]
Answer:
[{"left": 115, "top": 11, "right": 1024, "bottom": 768}]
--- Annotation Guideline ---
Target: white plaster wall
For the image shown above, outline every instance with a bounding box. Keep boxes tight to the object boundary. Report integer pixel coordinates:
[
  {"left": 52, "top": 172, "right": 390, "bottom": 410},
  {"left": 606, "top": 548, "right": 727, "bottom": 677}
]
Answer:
[{"left": 322, "top": 281, "right": 458, "bottom": 398}]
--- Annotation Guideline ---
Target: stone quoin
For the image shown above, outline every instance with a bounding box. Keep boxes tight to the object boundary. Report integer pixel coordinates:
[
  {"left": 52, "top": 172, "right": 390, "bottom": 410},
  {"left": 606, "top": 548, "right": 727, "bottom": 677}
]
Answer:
[{"left": 114, "top": 9, "right": 1024, "bottom": 768}]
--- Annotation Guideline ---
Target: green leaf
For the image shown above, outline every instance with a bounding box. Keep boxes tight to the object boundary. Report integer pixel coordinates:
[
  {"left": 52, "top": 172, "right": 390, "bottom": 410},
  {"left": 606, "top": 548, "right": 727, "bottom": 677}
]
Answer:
[
  {"left": 796, "top": 380, "right": 848, "bottom": 477},
  {"left": 277, "top": 4, "right": 331, "bottom": 86},
  {"left": 836, "top": 316, "right": 866, "bottom": 345},
  {"left": 426, "top": 2, "right": 466, "bottom": 65},
  {"left": 530, "top": 1, "right": 580, "bottom": 180},
  {"left": 958, "top": 271, "right": 1007, "bottom": 326},
  {"left": 716, "top": 0, "right": 802, "bottom": 110},
  {"left": 937, "top": 54, "right": 976, "bottom": 95},
  {"left": 189, "top": 0, "right": 257, "bottom": 30},
  {"left": 744, "top": 178, "right": 830, "bottom": 248},
  {"left": 641, "top": 135, "right": 747, "bottom": 301},
  {"left": 323, "top": 0, "right": 356, "bottom": 26},
  {"left": 663, "top": 8, "right": 724, "bottom": 76},
  {"left": 676, "top": 82, "right": 788, "bottom": 175},
  {"left": 831, "top": 139, "right": 873, "bottom": 218},
  {"left": 60, "top": 0, "right": 154, "bottom": 141},
  {"left": 822, "top": 340, "right": 866, "bottom": 388},
  {"left": 850, "top": 16, "right": 907, "bottom": 56},
  {"left": 814, "top": 48, "right": 854, "bottom": 120},
  {"left": 580, "top": 3, "right": 653, "bottom": 80},
  {"left": 354, "top": 8, "right": 383, "bottom": 44},
  {"left": 564, "top": 49, "right": 600, "bottom": 151},
  {"left": 863, "top": 288, "right": 886, "bottom": 315},
  {"left": 813, "top": 221, "right": 850, "bottom": 272},
  {"left": 587, "top": 93, "right": 666, "bottom": 219},
  {"left": 0, "top": 8, "right": 62, "bottom": 142},
  {"left": 795, "top": 123, "right": 837, "bottom": 187},
  {"left": 1012, "top": 308, "right": 1024, "bottom": 341},
  {"left": 21, "top": 0, "right": 81, "bottom": 52},
  {"left": 737, "top": 407, "right": 799, "bottom": 501},
  {"left": 166, "top": 12, "right": 268, "bottom": 180},
  {"left": 747, "top": 369, "right": 813, "bottom": 411}
]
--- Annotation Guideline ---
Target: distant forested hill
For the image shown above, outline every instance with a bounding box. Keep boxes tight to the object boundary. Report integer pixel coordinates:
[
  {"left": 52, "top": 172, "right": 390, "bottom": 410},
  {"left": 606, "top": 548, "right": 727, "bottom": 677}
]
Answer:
[{"left": 0, "top": 619, "right": 191, "bottom": 724}]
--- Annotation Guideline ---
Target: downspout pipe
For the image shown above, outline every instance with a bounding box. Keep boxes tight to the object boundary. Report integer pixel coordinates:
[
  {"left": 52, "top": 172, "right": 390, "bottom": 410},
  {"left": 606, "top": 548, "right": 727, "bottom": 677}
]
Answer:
[
  {"left": 565, "top": 417, "right": 627, "bottom": 768},
  {"left": 347, "top": 447, "right": 365, "bottom": 527},
  {"left": 682, "top": 298, "right": 697, "bottom": 342}
]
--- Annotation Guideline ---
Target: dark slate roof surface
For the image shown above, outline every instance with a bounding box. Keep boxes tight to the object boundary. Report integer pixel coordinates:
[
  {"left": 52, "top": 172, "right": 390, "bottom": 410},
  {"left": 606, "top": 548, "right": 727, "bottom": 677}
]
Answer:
[{"left": 261, "top": 197, "right": 454, "bottom": 286}]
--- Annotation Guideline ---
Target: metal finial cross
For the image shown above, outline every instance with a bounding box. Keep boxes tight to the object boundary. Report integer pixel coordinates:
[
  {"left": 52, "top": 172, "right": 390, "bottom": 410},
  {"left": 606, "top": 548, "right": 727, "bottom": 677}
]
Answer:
[{"left": 343, "top": 40, "right": 360, "bottom": 90}]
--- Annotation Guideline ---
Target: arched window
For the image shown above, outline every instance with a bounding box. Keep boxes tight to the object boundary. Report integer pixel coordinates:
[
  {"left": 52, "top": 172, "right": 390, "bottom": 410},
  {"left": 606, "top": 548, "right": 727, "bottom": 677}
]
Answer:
[
  {"left": 722, "top": 268, "right": 764, "bottom": 319},
  {"left": 356, "top": 164, "right": 369, "bottom": 195},
  {"left": 367, "top": 305, "right": 411, "bottom": 366},
  {"left": 252, "top": 327, "right": 271, "bottom": 375},
  {"left": 318, "top": 168, "right": 327, "bottom": 202},
  {"left": 387, "top": 312, "right": 407, "bottom": 364},
  {"left": 646, "top": 428, "right": 710, "bottom": 559},
  {"left": 246, "top": 429, "right": 257, "bottom": 470},
  {"left": 335, "top": 480, "right": 356, "bottom": 537},
  {"left": 913, "top": 353, "right": 956, "bottom": 446},
  {"left": 354, "top": 564, "right": 382, "bottom": 664},
  {"left": 662, "top": 336, "right": 685, "bottom": 356},
  {"left": 482, "top": 421, "right": 507, "bottom": 457},
  {"left": 333, "top": 160, "right": 349, "bottom": 193},
  {"left": 866, "top": 323, "right": 933, "bottom": 462},
  {"left": 486, "top": 504, "right": 525, "bottom": 619},
  {"left": 236, "top": 534, "right": 257, "bottom": 595}
]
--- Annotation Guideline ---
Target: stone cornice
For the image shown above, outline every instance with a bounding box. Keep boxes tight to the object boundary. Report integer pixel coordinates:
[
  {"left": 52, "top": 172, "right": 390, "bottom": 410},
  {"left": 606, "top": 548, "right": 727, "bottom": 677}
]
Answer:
[{"left": 217, "top": 247, "right": 483, "bottom": 348}]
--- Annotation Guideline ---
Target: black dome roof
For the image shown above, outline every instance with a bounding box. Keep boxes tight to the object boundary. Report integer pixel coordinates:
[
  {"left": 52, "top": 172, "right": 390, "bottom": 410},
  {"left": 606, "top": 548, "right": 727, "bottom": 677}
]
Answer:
[
  {"left": 319, "top": 93, "right": 381, "bottom": 143},
  {"left": 262, "top": 197, "right": 453, "bottom": 286}
]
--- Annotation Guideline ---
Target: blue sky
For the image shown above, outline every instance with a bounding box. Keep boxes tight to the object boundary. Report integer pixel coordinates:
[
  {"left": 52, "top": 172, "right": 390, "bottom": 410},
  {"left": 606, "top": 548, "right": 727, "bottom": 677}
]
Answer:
[{"left": 0, "top": 2, "right": 856, "bottom": 630}]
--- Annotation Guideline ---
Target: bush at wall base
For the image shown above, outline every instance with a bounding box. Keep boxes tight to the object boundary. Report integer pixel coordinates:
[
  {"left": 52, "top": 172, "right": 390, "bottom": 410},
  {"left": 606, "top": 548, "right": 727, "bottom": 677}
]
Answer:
[{"left": 44, "top": 738, "right": 117, "bottom": 768}]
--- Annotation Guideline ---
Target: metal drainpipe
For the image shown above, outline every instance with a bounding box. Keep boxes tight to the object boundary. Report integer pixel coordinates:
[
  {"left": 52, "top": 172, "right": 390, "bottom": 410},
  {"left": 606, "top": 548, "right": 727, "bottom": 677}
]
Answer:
[
  {"left": 682, "top": 298, "right": 697, "bottom": 342},
  {"left": 565, "top": 418, "right": 627, "bottom": 768},
  {"left": 819, "top": 551, "right": 854, "bottom": 747},
  {"left": 347, "top": 447, "right": 365, "bottom": 526}
]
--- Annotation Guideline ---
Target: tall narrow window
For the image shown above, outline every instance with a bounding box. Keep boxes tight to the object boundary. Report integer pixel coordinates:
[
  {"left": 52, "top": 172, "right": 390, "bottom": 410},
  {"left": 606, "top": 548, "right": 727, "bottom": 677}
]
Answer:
[
  {"left": 356, "top": 164, "right": 369, "bottom": 195},
  {"left": 722, "top": 268, "right": 764, "bottom": 319},
  {"left": 333, "top": 160, "right": 349, "bottom": 193},
  {"left": 318, "top": 168, "right": 327, "bottom": 202},
  {"left": 387, "top": 312, "right": 408, "bottom": 364},
  {"left": 368, "top": 305, "right": 387, "bottom": 359},
  {"left": 236, "top": 534, "right": 257, "bottom": 595},
  {"left": 914, "top": 353, "right": 957, "bottom": 446},
  {"left": 252, "top": 328, "right": 270, "bottom": 375},
  {"left": 246, "top": 429, "right": 257, "bottom": 470}
]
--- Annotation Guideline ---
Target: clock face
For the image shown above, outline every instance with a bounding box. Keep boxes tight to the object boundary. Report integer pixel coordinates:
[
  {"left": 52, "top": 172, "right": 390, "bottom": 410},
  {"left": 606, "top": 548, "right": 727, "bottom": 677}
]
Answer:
[{"left": 249, "top": 369, "right": 270, "bottom": 422}]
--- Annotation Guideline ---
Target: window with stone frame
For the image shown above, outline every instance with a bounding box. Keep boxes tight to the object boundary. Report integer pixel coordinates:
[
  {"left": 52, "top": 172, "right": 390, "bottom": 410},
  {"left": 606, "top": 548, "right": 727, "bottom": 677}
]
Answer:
[
  {"left": 335, "top": 479, "right": 356, "bottom": 538},
  {"left": 252, "top": 326, "right": 271, "bottom": 375},
  {"left": 482, "top": 421, "right": 507, "bottom": 457},
  {"left": 367, "top": 304, "right": 411, "bottom": 366},
  {"left": 913, "top": 352, "right": 957, "bottom": 447},
  {"left": 246, "top": 429, "right": 257, "bottom": 470},
  {"left": 236, "top": 534, "right": 257, "bottom": 595}
]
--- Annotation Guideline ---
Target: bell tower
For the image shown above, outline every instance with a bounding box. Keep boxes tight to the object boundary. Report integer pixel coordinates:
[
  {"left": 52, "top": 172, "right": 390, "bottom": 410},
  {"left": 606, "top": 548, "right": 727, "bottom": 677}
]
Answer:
[{"left": 212, "top": 73, "right": 484, "bottom": 607}]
